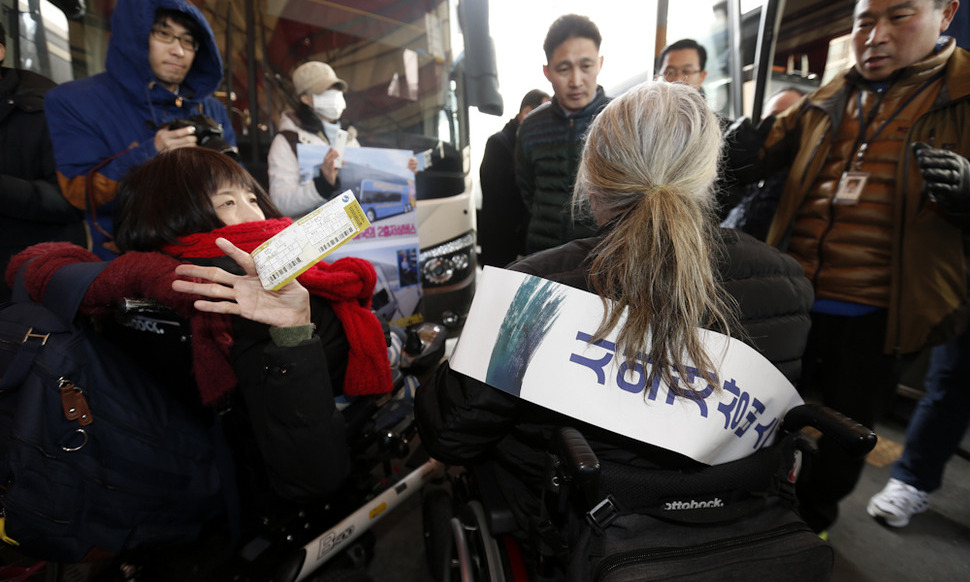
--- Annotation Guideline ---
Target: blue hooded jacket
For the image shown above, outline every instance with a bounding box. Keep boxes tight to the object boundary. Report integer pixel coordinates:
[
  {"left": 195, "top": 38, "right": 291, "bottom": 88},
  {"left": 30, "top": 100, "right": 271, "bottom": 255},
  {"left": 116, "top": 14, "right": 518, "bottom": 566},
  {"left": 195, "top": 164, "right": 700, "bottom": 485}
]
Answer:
[{"left": 46, "top": 0, "right": 236, "bottom": 258}]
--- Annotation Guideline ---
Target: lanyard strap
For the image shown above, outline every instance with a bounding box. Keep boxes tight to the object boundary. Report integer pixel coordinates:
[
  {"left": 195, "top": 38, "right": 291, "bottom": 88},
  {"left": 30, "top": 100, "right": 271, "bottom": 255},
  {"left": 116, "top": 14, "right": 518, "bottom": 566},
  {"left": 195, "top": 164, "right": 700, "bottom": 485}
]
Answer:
[{"left": 852, "top": 72, "right": 944, "bottom": 169}]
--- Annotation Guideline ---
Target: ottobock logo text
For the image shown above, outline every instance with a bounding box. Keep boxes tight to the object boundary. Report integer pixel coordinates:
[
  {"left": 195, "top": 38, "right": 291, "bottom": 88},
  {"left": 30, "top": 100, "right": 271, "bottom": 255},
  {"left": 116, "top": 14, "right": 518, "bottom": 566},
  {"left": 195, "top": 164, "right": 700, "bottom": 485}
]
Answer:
[{"left": 664, "top": 498, "right": 724, "bottom": 511}]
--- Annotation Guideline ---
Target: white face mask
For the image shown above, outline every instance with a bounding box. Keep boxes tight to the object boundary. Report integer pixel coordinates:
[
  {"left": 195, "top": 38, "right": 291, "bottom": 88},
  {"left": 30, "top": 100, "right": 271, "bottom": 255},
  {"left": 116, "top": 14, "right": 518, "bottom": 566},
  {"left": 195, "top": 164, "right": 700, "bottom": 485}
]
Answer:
[{"left": 312, "top": 89, "right": 346, "bottom": 121}]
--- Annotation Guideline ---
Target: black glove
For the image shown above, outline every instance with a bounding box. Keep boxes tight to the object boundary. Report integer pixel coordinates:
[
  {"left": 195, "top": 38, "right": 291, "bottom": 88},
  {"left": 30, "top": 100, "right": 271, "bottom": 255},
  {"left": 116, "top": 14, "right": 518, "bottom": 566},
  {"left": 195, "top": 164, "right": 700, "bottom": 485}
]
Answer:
[
  {"left": 912, "top": 142, "right": 970, "bottom": 225},
  {"left": 723, "top": 115, "right": 775, "bottom": 185}
]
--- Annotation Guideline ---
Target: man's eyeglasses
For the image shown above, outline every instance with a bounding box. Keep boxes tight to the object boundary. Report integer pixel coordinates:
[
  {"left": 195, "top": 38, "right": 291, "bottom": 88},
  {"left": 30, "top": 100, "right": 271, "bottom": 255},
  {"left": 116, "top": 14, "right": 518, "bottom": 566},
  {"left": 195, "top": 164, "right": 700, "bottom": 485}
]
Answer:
[
  {"left": 151, "top": 27, "right": 199, "bottom": 52},
  {"left": 658, "top": 68, "right": 702, "bottom": 83}
]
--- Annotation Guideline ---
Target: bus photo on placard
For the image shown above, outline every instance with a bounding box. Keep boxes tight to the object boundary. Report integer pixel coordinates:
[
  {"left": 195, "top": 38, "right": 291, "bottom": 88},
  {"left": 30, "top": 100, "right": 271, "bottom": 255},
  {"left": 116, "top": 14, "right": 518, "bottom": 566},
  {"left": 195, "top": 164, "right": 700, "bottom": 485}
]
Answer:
[{"left": 359, "top": 179, "right": 414, "bottom": 223}]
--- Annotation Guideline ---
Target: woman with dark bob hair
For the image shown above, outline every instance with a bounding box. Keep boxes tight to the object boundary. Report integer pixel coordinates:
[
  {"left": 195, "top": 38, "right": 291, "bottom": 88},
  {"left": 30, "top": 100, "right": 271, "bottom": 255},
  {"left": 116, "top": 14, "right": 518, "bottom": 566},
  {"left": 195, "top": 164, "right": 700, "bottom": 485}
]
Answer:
[
  {"left": 8, "top": 148, "right": 392, "bottom": 521},
  {"left": 114, "top": 145, "right": 282, "bottom": 252}
]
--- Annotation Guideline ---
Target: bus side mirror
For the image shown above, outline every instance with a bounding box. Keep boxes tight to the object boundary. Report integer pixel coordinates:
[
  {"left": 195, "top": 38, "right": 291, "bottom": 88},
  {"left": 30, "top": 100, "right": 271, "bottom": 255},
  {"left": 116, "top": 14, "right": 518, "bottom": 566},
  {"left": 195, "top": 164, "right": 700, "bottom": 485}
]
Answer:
[
  {"left": 50, "top": 0, "right": 86, "bottom": 20},
  {"left": 457, "top": 0, "right": 503, "bottom": 116}
]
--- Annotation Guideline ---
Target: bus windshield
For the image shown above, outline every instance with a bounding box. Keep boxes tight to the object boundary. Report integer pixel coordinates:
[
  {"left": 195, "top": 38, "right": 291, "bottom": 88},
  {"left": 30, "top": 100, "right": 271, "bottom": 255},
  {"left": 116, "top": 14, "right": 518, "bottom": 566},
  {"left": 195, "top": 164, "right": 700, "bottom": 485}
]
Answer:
[{"left": 5, "top": 0, "right": 468, "bottom": 180}]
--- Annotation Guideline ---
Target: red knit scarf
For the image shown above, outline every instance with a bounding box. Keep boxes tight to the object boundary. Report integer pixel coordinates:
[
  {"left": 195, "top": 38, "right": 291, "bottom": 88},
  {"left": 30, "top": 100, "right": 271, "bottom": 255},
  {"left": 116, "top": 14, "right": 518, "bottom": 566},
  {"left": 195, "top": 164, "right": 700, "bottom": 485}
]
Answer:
[
  {"left": 162, "top": 218, "right": 392, "bottom": 398},
  {"left": 6, "top": 220, "right": 392, "bottom": 406}
]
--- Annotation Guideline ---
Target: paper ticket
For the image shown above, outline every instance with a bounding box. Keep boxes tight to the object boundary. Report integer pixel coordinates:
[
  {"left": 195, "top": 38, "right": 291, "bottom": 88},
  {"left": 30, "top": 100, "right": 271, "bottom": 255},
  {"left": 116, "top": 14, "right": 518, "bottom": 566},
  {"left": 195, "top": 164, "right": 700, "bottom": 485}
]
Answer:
[{"left": 251, "top": 191, "right": 370, "bottom": 290}]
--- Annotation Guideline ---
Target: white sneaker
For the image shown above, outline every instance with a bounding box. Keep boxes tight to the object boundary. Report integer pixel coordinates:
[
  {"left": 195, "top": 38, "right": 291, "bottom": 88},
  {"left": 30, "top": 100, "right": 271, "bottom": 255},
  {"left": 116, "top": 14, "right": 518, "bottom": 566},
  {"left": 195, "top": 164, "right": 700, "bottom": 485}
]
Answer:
[{"left": 866, "top": 478, "right": 931, "bottom": 528}]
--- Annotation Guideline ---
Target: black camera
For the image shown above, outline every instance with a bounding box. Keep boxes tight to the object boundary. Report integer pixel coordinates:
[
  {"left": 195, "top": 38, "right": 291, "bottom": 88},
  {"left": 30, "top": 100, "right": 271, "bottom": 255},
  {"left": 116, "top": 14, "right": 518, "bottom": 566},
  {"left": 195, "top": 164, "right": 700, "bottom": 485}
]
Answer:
[{"left": 167, "top": 114, "right": 239, "bottom": 160}]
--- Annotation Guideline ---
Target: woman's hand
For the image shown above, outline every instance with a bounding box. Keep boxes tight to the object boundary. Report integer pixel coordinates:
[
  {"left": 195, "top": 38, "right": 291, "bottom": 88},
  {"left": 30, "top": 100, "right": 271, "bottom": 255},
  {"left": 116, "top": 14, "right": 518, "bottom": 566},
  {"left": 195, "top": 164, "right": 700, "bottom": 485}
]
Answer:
[
  {"left": 172, "top": 237, "right": 312, "bottom": 329},
  {"left": 320, "top": 147, "right": 340, "bottom": 185}
]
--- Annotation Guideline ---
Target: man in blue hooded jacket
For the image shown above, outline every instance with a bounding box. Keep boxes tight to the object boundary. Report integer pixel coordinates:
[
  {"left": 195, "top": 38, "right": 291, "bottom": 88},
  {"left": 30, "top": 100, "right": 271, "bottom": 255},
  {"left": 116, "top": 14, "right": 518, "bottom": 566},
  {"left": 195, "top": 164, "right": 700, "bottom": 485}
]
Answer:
[{"left": 46, "top": 0, "right": 236, "bottom": 259}]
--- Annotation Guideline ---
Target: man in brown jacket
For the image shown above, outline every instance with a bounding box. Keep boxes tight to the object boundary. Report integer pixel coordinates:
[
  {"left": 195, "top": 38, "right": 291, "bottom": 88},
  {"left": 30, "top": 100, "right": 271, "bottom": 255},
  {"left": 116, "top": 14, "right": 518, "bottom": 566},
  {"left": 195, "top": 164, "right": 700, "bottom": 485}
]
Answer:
[{"left": 728, "top": 0, "right": 969, "bottom": 532}]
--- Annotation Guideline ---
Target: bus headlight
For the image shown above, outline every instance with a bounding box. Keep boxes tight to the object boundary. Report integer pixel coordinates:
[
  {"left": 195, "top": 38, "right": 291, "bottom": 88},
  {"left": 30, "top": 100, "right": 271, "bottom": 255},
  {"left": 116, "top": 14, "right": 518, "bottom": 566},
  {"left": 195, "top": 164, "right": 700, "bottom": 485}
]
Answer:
[{"left": 420, "top": 232, "right": 476, "bottom": 288}]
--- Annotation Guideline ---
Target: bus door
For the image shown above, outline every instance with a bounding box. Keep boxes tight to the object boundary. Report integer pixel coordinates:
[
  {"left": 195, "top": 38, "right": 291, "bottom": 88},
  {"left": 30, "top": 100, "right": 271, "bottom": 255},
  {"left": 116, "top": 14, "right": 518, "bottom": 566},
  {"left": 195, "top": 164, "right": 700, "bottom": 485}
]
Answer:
[{"left": 659, "top": 0, "right": 856, "bottom": 122}]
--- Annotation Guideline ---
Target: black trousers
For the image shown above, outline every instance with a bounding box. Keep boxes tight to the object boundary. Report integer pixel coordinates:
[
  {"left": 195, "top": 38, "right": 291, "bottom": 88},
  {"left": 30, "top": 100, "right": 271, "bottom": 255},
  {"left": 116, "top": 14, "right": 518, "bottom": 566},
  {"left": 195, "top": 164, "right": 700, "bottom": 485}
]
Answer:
[{"left": 795, "top": 310, "right": 913, "bottom": 532}]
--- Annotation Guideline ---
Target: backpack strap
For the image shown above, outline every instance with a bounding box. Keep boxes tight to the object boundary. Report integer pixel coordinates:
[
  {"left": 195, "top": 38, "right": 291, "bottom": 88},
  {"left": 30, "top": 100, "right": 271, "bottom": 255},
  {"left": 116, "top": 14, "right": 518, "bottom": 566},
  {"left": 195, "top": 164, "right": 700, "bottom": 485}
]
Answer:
[
  {"left": 587, "top": 435, "right": 796, "bottom": 528},
  {"left": 1, "top": 261, "right": 109, "bottom": 390},
  {"left": 280, "top": 129, "right": 301, "bottom": 156},
  {"left": 42, "top": 262, "right": 111, "bottom": 322}
]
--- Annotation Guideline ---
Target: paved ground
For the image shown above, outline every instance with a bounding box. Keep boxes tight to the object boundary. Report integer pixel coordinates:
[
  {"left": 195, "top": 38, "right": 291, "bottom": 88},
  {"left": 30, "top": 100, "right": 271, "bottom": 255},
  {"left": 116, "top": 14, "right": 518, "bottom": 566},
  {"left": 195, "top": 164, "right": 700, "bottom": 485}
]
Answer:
[{"left": 828, "top": 413, "right": 970, "bottom": 582}]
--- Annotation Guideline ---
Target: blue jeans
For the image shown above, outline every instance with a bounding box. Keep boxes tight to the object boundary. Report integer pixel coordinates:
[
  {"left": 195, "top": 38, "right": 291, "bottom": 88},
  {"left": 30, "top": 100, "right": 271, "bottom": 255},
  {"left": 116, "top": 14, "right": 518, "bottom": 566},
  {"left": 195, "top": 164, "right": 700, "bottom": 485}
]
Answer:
[{"left": 891, "top": 327, "right": 970, "bottom": 493}]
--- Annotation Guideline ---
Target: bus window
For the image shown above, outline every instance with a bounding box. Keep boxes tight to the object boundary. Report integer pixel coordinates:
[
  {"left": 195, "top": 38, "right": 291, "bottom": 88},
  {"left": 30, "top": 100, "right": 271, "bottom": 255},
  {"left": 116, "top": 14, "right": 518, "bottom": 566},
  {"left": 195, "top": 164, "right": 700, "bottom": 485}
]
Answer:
[
  {"left": 2, "top": 0, "right": 75, "bottom": 82},
  {"left": 665, "top": 0, "right": 735, "bottom": 116},
  {"left": 740, "top": 0, "right": 856, "bottom": 119}
]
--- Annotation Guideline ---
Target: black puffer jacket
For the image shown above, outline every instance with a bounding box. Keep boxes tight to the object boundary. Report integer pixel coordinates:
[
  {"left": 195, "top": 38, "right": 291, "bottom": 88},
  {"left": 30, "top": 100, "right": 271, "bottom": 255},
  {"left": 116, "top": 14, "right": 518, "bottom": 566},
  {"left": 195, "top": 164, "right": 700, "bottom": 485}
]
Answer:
[
  {"left": 102, "top": 253, "right": 351, "bottom": 510},
  {"left": 515, "top": 88, "right": 609, "bottom": 254},
  {"left": 0, "top": 68, "right": 85, "bottom": 301},
  {"left": 416, "top": 222, "right": 813, "bottom": 531}
]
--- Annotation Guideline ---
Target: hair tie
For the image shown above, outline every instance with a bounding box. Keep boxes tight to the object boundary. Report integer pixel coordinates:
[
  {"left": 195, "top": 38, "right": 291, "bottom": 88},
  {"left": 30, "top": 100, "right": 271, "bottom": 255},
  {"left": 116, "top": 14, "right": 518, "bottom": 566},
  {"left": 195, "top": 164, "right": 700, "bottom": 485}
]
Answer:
[{"left": 647, "top": 185, "right": 667, "bottom": 193}]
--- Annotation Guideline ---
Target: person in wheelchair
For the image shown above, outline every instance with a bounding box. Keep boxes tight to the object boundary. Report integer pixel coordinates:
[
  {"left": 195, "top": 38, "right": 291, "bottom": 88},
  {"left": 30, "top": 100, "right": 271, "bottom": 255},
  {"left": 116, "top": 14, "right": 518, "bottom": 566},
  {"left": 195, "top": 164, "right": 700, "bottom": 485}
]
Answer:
[
  {"left": 415, "top": 81, "right": 814, "bottom": 577},
  {"left": 115, "top": 146, "right": 396, "bottom": 498},
  {"left": 7, "top": 147, "right": 393, "bottom": 575}
]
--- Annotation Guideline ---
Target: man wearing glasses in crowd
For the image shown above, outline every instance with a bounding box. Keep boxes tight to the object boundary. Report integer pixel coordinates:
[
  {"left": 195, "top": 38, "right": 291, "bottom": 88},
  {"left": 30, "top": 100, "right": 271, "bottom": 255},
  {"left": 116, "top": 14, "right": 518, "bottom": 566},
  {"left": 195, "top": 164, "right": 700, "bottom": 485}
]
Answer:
[
  {"left": 657, "top": 38, "right": 709, "bottom": 92},
  {"left": 46, "top": 0, "right": 236, "bottom": 258}
]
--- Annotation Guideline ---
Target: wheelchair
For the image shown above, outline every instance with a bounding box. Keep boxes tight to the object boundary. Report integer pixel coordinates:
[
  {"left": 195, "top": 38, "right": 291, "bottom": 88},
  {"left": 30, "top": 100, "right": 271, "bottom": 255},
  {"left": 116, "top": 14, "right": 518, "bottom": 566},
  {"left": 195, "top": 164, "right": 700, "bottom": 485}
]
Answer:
[
  {"left": 421, "top": 403, "right": 877, "bottom": 582},
  {"left": 4, "top": 300, "right": 448, "bottom": 582}
]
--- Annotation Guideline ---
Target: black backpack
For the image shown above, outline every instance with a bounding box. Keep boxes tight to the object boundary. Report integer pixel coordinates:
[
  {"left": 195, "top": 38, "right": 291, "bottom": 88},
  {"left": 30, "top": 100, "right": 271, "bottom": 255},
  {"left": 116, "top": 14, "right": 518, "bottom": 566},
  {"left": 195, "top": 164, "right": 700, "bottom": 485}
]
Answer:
[
  {"left": 0, "top": 261, "right": 232, "bottom": 563},
  {"left": 565, "top": 443, "right": 831, "bottom": 581}
]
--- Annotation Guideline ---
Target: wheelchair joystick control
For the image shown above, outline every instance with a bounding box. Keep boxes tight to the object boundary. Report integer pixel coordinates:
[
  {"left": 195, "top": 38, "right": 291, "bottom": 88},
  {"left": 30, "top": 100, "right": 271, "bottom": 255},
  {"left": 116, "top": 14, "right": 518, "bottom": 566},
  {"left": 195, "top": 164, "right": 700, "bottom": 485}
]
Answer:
[{"left": 404, "top": 328, "right": 423, "bottom": 355}]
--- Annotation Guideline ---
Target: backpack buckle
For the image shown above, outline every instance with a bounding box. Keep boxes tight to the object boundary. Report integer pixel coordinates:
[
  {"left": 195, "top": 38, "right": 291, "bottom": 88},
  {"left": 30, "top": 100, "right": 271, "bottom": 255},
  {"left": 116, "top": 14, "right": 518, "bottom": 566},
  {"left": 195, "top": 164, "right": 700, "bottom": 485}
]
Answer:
[
  {"left": 586, "top": 495, "right": 620, "bottom": 532},
  {"left": 22, "top": 328, "right": 51, "bottom": 346}
]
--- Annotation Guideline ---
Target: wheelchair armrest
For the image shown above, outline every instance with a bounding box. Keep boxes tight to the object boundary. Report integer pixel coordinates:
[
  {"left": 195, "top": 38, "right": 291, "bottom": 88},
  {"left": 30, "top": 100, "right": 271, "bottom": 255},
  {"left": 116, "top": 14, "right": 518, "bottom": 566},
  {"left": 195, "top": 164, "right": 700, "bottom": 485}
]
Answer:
[
  {"left": 117, "top": 297, "right": 181, "bottom": 319},
  {"left": 401, "top": 322, "right": 448, "bottom": 372},
  {"left": 553, "top": 427, "right": 601, "bottom": 488},
  {"left": 782, "top": 403, "right": 877, "bottom": 458}
]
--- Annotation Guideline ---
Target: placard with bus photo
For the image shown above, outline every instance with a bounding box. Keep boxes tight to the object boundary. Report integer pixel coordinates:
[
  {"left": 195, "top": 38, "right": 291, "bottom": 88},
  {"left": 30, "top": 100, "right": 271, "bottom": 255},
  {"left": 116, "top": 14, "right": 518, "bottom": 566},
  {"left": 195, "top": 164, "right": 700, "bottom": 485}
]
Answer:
[{"left": 298, "top": 145, "right": 424, "bottom": 328}]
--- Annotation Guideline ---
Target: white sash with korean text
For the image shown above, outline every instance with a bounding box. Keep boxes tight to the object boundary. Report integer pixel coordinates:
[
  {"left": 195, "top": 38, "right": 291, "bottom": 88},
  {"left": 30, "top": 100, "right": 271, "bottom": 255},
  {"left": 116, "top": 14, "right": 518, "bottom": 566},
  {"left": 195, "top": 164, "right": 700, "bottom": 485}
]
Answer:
[{"left": 449, "top": 267, "right": 804, "bottom": 466}]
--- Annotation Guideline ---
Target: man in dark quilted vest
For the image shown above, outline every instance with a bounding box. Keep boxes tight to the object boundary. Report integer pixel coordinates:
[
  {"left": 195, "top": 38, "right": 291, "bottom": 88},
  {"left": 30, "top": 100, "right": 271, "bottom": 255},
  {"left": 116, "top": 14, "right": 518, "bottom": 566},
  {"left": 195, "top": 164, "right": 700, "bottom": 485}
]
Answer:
[
  {"left": 515, "top": 14, "right": 609, "bottom": 255},
  {"left": 730, "top": 0, "right": 970, "bottom": 534}
]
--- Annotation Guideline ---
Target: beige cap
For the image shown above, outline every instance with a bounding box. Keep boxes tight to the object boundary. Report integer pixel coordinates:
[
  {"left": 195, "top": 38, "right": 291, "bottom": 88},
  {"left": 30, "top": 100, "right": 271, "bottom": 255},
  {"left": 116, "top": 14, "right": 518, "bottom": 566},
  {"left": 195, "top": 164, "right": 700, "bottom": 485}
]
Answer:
[{"left": 292, "top": 61, "right": 348, "bottom": 95}]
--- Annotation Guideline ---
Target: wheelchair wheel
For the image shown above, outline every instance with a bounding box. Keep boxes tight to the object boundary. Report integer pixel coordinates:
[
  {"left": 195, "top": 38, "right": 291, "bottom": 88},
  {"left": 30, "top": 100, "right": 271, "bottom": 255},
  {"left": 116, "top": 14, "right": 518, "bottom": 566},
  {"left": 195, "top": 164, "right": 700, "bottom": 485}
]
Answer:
[
  {"left": 422, "top": 485, "right": 456, "bottom": 582},
  {"left": 457, "top": 501, "right": 506, "bottom": 582}
]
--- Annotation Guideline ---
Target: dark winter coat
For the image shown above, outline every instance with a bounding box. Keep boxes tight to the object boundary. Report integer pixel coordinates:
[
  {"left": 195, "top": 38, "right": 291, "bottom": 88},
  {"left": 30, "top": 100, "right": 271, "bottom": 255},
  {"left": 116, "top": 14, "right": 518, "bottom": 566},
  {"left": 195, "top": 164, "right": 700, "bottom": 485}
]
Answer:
[
  {"left": 0, "top": 67, "right": 85, "bottom": 301},
  {"left": 416, "top": 222, "right": 813, "bottom": 533},
  {"left": 93, "top": 251, "right": 351, "bottom": 509},
  {"left": 45, "top": 0, "right": 236, "bottom": 259},
  {"left": 478, "top": 117, "right": 529, "bottom": 267},
  {"left": 515, "top": 88, "right": 609, "bottom": 254}
]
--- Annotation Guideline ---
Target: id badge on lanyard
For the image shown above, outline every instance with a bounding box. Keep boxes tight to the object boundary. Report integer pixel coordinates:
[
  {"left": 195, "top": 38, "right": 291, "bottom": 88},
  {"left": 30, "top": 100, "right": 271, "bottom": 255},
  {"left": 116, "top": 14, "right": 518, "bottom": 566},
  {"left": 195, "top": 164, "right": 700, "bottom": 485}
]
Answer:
[
  {"left": 835, "top": 172, "right": 869, "bottom": 205},
  {"left": 839, "top": 74, "right": 941, "bottom": 206},
  {"left": 836, "top": 141, "right": 870, "bottom": 205}
]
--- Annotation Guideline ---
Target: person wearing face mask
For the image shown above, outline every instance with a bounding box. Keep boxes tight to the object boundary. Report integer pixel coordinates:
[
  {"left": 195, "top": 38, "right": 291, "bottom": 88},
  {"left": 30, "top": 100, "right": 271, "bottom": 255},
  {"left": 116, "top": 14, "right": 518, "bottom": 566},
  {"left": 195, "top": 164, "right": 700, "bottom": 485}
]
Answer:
[{"left": 268, "top": 61, "right": 362, "bottom": 217}]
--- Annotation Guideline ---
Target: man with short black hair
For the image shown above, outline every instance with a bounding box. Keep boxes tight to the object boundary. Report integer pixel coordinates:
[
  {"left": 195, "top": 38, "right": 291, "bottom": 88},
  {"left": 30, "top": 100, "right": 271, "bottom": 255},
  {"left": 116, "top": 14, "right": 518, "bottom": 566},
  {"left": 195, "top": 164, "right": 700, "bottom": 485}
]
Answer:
[
  {"left": 515, "top": 14, "right": 609, "bottom": 254},
  {"left": 0, "top": 22, "right": 85, "bottom": 301},
  {"left": 46, "top": 0, "right": 235, "bottom": 258},
  {"left": 657, "top": 38, "right": 708, "bottom": 91}
]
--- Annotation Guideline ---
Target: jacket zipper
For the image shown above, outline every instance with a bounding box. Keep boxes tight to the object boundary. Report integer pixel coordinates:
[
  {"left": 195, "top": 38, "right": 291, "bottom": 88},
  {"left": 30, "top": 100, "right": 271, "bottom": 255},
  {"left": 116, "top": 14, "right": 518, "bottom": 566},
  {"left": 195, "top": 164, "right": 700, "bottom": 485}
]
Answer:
[
  {"left": 885, "top": 89, "right": 970, "bottom": 353},
  {"left": 811, "top": 141, "right": 851, "bottom": 289}
]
